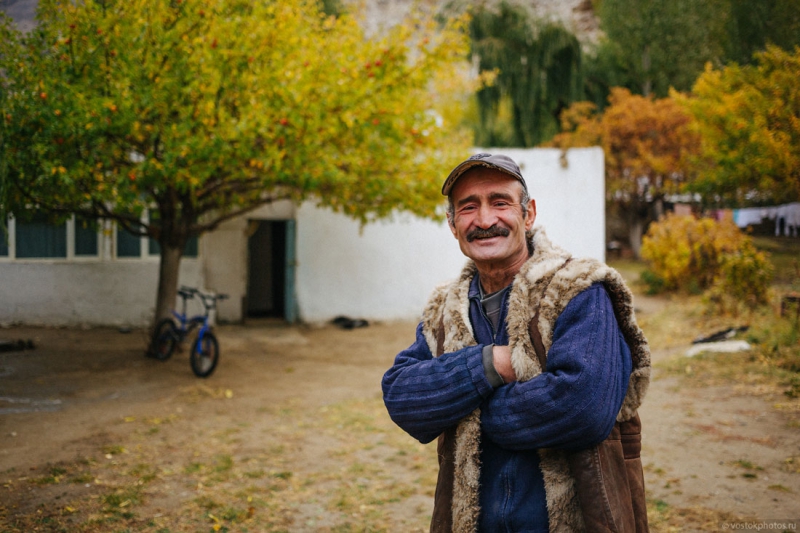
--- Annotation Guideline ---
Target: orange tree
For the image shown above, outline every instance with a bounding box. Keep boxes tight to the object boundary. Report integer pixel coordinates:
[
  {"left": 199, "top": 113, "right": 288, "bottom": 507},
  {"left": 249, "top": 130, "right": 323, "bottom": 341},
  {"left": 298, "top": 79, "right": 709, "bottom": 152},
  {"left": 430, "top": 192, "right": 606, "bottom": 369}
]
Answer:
[
  {"left": 675, "top": 45, "right": 800, "bottom": 207},
  {"left": 547, "top": 87, "right": 700, "bottom": 256},
  {"left": 0, "top": 0, "right": 473, "bottom": 323}
]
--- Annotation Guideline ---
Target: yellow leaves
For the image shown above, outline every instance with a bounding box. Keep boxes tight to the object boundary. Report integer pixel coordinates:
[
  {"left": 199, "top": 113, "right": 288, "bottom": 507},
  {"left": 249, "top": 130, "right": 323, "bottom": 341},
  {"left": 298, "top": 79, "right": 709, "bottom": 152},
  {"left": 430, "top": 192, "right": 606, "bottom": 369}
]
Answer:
[{"left": 549, "top": 88, "right": 699, "bottom": 194}]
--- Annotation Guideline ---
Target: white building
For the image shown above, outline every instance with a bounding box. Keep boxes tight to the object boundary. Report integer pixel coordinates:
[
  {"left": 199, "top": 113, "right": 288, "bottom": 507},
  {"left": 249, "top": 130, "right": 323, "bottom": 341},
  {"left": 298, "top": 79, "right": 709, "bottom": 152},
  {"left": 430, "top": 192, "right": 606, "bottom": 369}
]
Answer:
[{"left": 0, "top": 147, "right": 604, "bottom": 326}]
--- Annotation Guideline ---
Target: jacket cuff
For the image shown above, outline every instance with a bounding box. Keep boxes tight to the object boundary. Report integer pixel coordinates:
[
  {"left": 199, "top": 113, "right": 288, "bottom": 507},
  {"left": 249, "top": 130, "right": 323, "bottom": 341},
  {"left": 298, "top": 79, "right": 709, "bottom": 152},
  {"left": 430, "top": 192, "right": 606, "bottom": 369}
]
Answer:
[
  {"left": 482, "top": 344, "right": 505, "bottom": 388},
  {"left": 463, "top": 345, "right": 496, "bottom": 398}
]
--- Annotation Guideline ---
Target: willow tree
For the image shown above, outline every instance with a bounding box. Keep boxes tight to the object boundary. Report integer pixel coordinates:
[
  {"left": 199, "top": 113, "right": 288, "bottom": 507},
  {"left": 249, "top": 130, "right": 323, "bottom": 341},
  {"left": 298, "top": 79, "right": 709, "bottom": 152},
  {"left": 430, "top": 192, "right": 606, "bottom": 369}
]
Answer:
[
  {"left": 0, "top": 0, "right": 473, "bottom": 323},
  {"left": 467, "top": 1, "right": 583, "bottom": 147}
]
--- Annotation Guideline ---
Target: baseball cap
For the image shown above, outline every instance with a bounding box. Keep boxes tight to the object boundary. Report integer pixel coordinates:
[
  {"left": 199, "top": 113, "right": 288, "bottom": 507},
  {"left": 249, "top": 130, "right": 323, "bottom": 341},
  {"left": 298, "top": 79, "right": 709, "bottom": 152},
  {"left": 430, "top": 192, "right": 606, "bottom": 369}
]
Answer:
[{"left": 441, "top": 153, "right": 527, "bottom": 196}]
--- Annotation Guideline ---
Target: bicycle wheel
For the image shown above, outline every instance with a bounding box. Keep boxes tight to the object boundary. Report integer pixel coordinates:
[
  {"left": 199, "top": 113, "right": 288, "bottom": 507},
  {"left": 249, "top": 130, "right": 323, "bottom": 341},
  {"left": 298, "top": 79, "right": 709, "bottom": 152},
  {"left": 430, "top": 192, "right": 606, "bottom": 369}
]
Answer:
[
  {"left": 190, "top": 332, "right": 219, "bottom": 377},
  {"left": 150, "top": 318, "right": 178, "bottom": 361}
]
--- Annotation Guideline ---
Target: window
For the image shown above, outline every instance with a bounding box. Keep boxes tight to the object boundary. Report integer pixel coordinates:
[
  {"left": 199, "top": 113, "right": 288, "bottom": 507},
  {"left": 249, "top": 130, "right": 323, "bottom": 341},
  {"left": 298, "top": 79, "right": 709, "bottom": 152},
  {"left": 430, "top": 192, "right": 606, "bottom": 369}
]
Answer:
[
  {"left": 117, "top": 227, "right": 142, "bottom": 258},
  {"left": 15, "top": 214, "right": 67, "bottom": 259},
  {"left": 0, "top": 220, "right": 8, "bottom": 257},
  {"left": 74, "top": 217, "right": 99, "bottom": 256}
]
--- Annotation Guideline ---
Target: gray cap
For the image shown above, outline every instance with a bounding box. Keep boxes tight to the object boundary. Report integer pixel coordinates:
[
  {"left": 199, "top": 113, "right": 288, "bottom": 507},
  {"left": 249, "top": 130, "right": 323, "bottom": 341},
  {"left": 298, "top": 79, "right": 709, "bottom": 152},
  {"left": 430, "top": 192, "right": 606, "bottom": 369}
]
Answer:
[{"left": 442, "top": 153, "right": 527, "bottom": 196}]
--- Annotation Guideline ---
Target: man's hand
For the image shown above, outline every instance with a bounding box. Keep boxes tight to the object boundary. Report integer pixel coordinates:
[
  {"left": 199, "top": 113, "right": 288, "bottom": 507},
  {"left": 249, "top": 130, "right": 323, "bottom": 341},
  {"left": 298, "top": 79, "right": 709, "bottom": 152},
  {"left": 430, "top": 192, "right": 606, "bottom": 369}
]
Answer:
[{"left": 492, "top": 345, "right": 517, "bottom": 383}]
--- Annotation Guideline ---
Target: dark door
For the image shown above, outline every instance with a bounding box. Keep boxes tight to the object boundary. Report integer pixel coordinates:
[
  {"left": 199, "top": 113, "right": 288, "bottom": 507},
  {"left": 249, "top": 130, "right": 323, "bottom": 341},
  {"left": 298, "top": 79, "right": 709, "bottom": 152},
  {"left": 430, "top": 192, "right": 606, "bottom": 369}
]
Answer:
[{"left": 246, "top": 220, "right": 287, "bottom": 318}]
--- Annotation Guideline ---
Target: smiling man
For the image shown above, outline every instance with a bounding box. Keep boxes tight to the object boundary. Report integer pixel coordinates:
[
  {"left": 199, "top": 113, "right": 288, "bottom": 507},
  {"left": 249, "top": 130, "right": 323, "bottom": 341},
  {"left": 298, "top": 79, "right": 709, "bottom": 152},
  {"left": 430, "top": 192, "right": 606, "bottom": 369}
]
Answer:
[{"left": 382, "top": 153, "right": 652, "bottom": 532}]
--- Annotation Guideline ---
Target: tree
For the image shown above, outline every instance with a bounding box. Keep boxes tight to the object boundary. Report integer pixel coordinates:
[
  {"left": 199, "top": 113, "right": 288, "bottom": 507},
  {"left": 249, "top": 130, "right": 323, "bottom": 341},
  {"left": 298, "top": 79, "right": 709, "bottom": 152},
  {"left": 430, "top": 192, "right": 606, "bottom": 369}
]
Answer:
[
  {"left": 547, "top": 88, "right": 700, "bottom": 256},
  {"left": 724, "top": 0, "right": 800, "bottom": 66},
  {"left": 0, "top": 0, "right": 473, "bottom": 323},
  {"left": 593, "top": 0, "right": 728, "bottom": 97},
  {"left": 675, "top": 45, "right": 800, "bottom": 207},
  {"left": 466, "top": 1, "right": 584, "bottom": 147}
]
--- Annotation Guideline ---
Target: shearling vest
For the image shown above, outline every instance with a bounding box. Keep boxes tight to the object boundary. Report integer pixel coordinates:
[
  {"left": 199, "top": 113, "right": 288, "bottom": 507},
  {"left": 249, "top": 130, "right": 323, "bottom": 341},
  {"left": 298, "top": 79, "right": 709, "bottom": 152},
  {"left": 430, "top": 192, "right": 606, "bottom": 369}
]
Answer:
[{"left": 421, "top": 227, "right": 651, "bottom": 533}]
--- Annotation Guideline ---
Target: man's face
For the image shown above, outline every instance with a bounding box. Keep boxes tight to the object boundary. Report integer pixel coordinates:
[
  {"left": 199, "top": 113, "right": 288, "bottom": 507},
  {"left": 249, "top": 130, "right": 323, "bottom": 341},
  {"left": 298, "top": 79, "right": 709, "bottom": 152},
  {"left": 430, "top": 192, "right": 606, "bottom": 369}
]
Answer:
[{"left": 448, "top": 169, "right": 536, "bottom": 268}]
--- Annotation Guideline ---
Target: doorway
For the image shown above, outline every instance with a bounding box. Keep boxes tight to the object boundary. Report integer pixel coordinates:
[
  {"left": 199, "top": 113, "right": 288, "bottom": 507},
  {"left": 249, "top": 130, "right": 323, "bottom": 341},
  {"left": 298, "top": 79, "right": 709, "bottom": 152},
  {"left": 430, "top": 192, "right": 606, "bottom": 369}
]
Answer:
[{"left": 246, "top": 220, "right": 296, "bottom": 321}]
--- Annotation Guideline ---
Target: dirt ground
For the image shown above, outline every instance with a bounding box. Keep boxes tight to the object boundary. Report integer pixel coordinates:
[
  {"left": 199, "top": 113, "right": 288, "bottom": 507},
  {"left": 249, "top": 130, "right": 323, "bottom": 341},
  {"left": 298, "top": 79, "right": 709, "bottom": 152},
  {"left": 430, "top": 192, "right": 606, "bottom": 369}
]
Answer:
[{"left": 1, "top": 293, "right": 799, "bottom": 531}]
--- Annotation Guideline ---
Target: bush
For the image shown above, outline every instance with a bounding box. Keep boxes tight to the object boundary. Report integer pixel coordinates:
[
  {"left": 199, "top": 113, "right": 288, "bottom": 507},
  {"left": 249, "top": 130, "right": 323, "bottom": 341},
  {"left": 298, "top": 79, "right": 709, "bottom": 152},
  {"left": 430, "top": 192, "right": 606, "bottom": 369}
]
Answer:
[{"left": 641, "top": 213, "right": 772, "bottom": 309}]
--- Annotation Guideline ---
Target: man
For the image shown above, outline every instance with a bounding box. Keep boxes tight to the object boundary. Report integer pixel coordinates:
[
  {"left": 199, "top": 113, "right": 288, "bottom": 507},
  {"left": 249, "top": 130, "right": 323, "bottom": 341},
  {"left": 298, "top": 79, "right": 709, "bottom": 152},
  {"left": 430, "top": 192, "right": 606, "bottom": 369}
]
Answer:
[{"left": 382, "top": 153, "right": 651, "bottom": 532}]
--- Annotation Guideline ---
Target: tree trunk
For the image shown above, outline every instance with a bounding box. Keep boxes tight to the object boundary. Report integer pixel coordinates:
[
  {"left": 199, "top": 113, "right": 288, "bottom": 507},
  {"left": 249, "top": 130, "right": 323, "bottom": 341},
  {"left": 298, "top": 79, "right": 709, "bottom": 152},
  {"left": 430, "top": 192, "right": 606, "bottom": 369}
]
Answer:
[
  {"left": 629, "top": 218, "right": 645, "bottom": 259},
  {"left": 154, "top": 243, "right": 183, "bottom": 325}
]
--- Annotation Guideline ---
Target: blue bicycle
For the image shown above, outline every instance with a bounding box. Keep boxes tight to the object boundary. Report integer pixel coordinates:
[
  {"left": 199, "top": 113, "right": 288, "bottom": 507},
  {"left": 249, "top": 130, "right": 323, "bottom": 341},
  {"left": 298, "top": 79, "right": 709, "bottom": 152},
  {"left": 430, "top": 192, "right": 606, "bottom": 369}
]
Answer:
[{"left": 149, "top": 286, "right": 228, "bottom": 377}]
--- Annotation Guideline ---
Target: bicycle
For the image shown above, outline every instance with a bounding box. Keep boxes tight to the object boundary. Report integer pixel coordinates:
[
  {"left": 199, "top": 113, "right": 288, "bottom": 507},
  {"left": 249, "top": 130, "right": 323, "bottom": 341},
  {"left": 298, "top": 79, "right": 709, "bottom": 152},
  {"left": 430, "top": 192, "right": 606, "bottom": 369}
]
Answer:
[{"left": 149, "top": 286, "right": 229, "bottom": 378}]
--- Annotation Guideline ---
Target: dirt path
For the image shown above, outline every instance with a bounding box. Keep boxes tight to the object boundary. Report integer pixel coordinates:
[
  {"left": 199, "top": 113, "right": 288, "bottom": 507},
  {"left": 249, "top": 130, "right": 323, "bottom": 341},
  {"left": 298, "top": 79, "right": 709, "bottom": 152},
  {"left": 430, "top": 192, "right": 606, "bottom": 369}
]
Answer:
[{"left": 1, "top": 302, "right": 799, "bottom": 531}]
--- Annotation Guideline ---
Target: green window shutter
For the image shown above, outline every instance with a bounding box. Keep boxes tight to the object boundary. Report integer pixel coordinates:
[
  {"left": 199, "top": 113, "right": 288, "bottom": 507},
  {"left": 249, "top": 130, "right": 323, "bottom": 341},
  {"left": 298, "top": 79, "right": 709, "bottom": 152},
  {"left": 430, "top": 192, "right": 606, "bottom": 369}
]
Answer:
[
  {"left": 74, "top": 217, "right": 99, "bottom": 256},
  {"left": 117, "top": 227, "right": 141, "bottom": 257},
  {"left": 15, "top": 215, "right": 67, "bottom": 258}
]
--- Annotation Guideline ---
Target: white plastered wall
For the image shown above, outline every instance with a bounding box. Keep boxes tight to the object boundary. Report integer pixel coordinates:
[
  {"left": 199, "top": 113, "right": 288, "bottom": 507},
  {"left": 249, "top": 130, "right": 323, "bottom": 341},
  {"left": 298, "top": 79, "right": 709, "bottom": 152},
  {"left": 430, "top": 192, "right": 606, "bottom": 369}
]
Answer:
[{"left": 0, "top": 260, "right": 202, "bottom": 327}]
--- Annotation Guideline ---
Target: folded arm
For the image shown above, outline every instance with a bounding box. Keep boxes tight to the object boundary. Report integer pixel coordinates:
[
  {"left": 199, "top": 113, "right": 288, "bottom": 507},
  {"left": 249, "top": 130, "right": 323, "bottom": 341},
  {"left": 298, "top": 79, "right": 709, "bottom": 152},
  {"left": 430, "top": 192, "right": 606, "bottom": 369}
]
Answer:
[
  {"left": 481, "top": 284, "right": 632, "bottom": 451},
  {"left": 382, "top": 323, "right": 494, "bottom": 443}
]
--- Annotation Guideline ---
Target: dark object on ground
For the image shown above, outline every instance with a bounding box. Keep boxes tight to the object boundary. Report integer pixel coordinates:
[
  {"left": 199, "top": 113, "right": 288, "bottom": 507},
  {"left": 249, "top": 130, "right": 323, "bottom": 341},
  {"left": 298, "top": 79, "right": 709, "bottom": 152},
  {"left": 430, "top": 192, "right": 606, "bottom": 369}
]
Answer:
[
  {"left": 0, "top": 339, "right": 35, "bottom": 352},
  {"left": 332, "top": 316, "right": 369, "bottom": 330},
  {"left": 692, "top": 326, "right": 749, "bottom": 344}
]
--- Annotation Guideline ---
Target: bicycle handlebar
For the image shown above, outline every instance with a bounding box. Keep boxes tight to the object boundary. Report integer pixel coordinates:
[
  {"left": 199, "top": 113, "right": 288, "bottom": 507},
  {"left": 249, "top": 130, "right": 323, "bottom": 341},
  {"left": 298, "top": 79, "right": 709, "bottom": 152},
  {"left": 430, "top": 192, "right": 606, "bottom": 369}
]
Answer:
[{"left": 178, "top": 286, "right": 228, "bottom": 310}]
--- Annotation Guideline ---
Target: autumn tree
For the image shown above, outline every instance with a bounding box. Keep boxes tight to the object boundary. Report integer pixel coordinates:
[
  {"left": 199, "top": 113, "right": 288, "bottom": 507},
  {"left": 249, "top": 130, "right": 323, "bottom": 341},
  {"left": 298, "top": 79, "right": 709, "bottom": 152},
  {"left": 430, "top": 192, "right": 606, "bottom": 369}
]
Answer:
[
  {"left": 464, "top": 1, "right": 584, "bottom": 147},
  {"left": 675, "top": 45, "right": 800, "bottom": 207},
  {"left": 0, "top": 0, "right": 473, "bottom": 323},
  {"left": 547, "top": 88, "right": 700, "bottom": 256}
]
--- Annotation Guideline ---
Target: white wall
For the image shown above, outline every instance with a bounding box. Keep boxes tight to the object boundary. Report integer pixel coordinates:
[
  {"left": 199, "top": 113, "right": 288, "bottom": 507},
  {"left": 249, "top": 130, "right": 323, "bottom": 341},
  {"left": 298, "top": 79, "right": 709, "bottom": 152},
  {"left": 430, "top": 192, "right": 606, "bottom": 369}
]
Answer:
[
  {"left": 293, "top": 147, "right": 604, "bottom": 323},
  {"left": 0, "top": 260, "right": 203, "bottom": 327},
  {"left": 503, "top": 147, "right": 606, "bottom": 261}
]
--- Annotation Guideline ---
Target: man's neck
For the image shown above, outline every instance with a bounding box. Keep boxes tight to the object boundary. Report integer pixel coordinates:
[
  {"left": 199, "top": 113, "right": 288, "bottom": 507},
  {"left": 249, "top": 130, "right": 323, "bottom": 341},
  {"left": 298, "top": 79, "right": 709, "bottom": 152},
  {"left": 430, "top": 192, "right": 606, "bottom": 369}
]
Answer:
[{"left": 476, "top": 251, "right": 530, "bottom": 294}]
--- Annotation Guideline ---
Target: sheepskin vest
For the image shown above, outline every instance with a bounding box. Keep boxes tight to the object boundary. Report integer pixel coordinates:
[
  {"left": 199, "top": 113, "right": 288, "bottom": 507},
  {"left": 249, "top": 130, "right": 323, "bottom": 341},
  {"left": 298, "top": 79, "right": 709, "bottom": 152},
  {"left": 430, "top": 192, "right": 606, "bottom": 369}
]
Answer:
[{"left": 421, "top": 227, "right": 651, "bottom": 533}]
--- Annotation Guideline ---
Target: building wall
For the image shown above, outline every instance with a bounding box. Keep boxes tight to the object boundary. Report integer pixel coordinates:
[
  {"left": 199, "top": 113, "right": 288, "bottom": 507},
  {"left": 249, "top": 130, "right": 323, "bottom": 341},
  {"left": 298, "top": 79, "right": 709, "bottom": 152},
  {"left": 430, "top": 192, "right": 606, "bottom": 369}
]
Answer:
[{"left": 0, "top": 259, "right": 203, "bottom": 327}]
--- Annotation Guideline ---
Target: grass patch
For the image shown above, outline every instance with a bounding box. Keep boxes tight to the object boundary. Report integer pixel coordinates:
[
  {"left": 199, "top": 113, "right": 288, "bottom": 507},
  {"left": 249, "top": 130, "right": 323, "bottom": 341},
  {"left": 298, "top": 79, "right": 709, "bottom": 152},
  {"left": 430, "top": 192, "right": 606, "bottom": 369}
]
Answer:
[
  {"left": 33, "top": 466, "right": 68, "bottom": 485},
  {"left": 646, "top": 498, "right": 746, "bottom": 531}
]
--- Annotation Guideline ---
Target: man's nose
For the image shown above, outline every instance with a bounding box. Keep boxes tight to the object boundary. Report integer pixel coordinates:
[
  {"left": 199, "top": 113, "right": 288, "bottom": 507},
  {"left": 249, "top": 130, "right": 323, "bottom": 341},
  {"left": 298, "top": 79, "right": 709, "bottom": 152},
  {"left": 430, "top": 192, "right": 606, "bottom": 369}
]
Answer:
[{"left": 474, "top": 203, "right": 498, "bottom": 228}]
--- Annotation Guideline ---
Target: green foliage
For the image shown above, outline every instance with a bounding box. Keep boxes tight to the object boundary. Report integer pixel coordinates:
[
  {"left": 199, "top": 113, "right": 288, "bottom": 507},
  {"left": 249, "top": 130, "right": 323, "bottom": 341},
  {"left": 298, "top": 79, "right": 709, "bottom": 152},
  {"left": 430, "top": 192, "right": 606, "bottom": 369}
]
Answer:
[
  {"left": 0, "top": 0, "right": 473, "bottom": 230},
  {"left": 594, "top": 0, "right": 728, "bottom": 97},
  {"left": 641, "top": 213, "right": 772, "bottom": 310},
  {"left": 724, "top": 0, "right": 800, "bottom": 65},
  {"left": 467, "top": 1, "right": 583, "bottom": 147}
]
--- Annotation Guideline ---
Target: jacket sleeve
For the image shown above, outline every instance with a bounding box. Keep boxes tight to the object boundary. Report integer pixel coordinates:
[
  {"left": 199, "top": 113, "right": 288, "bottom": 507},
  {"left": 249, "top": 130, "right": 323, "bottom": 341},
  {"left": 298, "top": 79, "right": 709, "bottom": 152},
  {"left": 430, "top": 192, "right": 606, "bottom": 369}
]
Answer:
[
  {"left": 382, "top": 322, "right": 496, "bottom": 444},
  {"left": 479, "top": 284, "right": 632, "bottom": 451}
]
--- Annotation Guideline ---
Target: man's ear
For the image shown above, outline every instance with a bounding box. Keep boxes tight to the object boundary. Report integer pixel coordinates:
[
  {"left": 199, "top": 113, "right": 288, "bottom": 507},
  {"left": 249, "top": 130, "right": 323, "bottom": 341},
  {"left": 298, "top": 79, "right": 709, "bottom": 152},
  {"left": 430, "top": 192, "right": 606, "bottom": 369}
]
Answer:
[{"left": 524, "top": 199, "right": 536, "bottom": 230}]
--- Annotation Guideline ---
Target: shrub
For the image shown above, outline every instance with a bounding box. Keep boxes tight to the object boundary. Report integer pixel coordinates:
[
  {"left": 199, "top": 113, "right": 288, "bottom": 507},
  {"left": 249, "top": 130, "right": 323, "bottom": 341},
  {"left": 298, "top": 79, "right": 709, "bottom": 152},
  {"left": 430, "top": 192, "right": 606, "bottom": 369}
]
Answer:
[{"left": 641, "top": 213, "right": 772, "bottom": 309}]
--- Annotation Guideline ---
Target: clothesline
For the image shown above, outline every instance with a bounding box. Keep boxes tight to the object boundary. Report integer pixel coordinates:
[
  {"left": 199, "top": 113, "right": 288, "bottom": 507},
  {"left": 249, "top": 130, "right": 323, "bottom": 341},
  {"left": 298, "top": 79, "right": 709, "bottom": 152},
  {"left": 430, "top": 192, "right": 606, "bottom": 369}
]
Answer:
[{"left": 732, "top": 202, "right": 800, "bottom": 237}]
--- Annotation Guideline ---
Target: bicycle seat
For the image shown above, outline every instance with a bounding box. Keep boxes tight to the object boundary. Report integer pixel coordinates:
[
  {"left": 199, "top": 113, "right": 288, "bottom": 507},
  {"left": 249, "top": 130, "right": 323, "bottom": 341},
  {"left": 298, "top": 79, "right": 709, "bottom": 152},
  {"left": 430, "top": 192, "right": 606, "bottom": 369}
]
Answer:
[{"left": 178, "top": 287, "right": 197, "bottom": 299}]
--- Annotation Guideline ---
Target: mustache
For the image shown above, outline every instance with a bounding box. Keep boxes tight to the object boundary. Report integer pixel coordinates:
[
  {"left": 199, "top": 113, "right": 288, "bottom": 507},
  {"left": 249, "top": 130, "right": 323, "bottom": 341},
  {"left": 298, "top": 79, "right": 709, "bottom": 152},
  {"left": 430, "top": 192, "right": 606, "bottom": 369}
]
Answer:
[{"left": 466, "top": 225, "right": 510, "bottom": 242}]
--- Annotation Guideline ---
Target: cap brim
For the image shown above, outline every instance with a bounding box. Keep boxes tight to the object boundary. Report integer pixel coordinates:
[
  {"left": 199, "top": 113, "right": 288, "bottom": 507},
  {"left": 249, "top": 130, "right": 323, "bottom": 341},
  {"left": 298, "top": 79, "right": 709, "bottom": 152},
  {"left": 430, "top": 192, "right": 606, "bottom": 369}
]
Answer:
[{"left": 441, "top": 160, "right": 525, "bottom": 195}]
